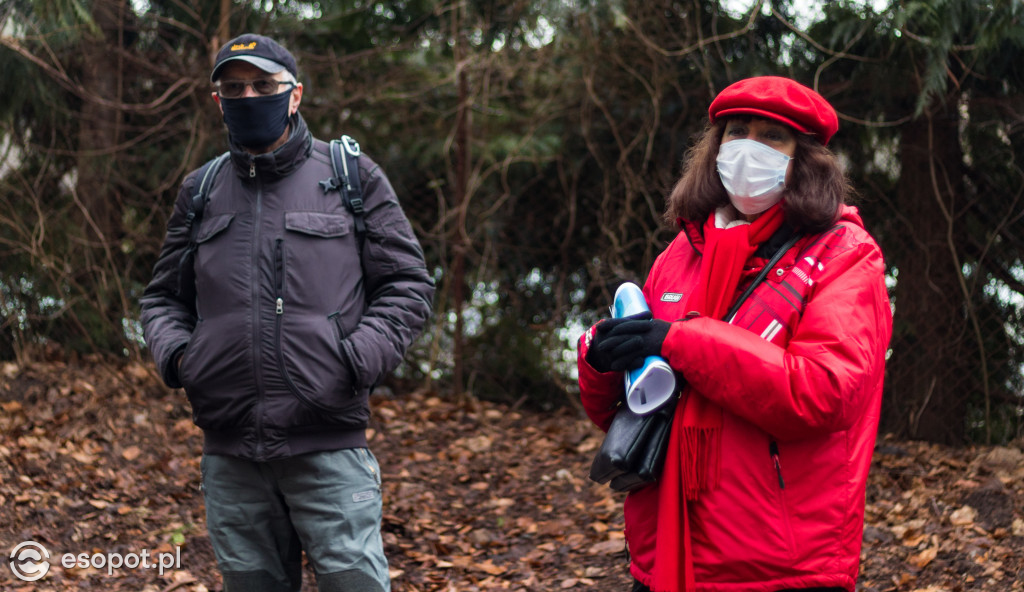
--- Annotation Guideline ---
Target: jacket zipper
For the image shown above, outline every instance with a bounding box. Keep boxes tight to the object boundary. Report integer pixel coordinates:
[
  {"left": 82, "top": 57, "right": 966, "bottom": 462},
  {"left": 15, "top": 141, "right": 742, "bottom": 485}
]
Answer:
[
  {"left": 273, "top": 240, "right": 302, "bottom": 403},
  {"left": 769, "top": 440, "right": 785, "bottom": 489},
  {"left": 251, "top": 169, "right": 266, "bottom": 460},
  {"left": 769, "top": 440, "right": 799, "bottom": 557},
  {"left": 274, "top": 239, "right": 284, "bottom": 315}
]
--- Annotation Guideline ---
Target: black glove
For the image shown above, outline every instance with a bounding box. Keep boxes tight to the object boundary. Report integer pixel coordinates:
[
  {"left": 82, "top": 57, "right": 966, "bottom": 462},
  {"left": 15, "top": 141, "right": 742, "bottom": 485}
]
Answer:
[
  {"left": 584, "top": 312, "right": 649, "bottom": 372},
  {"left": 586, "top": 311, "right": 671, "bottom": 373}
]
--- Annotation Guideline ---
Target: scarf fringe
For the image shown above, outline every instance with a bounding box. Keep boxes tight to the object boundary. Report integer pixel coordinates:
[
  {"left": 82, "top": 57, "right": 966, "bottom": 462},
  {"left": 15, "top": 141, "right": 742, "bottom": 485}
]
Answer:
[{"left": 680, "top": 425, "right": 722, "bottom": 500}]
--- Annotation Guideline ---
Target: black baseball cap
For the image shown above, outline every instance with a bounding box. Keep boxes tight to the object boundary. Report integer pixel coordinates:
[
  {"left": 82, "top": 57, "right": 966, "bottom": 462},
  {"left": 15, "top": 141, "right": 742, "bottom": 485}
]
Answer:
[{"left": 211, "top": 34, "right": 298, "bottom": 82}]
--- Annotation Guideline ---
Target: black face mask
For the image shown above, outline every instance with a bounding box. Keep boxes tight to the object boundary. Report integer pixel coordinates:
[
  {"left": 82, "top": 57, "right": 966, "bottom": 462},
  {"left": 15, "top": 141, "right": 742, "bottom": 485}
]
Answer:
[{"left": 220, "top": 89, "right": 293, "bottom": 151}]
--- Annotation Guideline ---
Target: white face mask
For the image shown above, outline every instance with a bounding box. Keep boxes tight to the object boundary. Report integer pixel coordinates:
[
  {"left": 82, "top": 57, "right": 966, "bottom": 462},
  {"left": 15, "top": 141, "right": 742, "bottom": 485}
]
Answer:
[{"left": 716, "top": 139, "right": 792, "bottom": 216}]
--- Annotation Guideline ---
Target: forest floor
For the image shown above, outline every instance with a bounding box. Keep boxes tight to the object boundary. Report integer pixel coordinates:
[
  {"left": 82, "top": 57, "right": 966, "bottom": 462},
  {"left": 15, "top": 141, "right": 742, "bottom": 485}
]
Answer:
[{"left": 1, "top": 359, "right": 1022, "bottom": 592}]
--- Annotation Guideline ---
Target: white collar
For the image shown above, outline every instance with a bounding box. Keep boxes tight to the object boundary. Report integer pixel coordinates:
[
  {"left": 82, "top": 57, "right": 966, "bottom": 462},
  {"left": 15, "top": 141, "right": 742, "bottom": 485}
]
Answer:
[{"left": 714, "top": 205, "right": 750, "bottom": 229}]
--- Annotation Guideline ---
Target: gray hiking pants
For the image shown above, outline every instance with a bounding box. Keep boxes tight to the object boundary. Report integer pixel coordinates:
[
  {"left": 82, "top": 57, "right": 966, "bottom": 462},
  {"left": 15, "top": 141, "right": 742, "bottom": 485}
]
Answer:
[{"left": 201, "top": 449, "right": 390, "bottom": 592}]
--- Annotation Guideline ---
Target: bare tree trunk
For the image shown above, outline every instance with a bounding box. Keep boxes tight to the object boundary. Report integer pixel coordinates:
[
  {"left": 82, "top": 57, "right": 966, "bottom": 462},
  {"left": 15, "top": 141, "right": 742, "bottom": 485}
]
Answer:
[
  {"left": 77, "top": 0, "right": 123, "bottom": 242},
  {"left": 70, "top": 0, "right": 129, "bottom": 352},
  {"left": 450, "top": 3, "right": 470, "bottom": 399},
  {"left": 884, "top": 106, "right": 970, "bottom": 444},
  {"left": 213, "top": 0, "right": 232, "bottom": 61}
]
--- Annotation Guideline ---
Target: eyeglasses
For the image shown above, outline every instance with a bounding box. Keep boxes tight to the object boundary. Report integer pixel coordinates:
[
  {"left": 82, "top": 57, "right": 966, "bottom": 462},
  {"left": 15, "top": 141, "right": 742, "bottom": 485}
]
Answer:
[{"left": 216, "top": 78, "right": 295, "bottom": 99}]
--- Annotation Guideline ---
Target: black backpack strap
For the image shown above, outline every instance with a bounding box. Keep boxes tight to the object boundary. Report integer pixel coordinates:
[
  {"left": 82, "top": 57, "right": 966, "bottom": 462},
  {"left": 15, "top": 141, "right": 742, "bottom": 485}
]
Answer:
[
  {"left": 176, "top": 152, "right": 229, "bottom": 297},
  {"left": 320, "top": 135, "right": 366, "bottom": 243}
]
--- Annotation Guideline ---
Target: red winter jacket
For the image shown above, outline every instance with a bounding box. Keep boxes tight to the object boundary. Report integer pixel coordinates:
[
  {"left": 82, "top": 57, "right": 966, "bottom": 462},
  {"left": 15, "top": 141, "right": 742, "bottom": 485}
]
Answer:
[{"left": 579, "top": 206, "right": 891, "bottom": 592}]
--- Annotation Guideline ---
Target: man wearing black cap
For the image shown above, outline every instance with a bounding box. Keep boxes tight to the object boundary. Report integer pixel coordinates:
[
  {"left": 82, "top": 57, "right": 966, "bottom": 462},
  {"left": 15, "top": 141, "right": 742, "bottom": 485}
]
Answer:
[
  {"left": 140, "top": 34, "right": 435, "bottom": 592},
  {"left": 208, "top": 34, "right": 302, "bottom": 154}
]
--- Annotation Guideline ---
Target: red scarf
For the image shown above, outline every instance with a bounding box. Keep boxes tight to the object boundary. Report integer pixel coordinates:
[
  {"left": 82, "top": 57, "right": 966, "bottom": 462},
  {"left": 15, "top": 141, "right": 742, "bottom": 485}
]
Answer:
[{"left": 652, "top": 204, "right": 785, "bottom": 592}]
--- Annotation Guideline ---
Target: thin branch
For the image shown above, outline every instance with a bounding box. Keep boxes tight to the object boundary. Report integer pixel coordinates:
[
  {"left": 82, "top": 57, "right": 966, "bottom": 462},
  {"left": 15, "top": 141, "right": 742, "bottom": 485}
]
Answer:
[
  {"left": 613, "top": 0, "right": 763, "bottom": 58},
  {"left": 0, "top": 36, "right": 198, "bottom": 114}
]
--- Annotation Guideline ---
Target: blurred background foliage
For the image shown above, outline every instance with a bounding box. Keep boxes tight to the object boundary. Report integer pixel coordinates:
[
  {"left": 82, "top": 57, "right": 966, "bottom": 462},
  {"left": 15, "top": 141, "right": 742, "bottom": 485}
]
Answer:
[{"left": 1, "top": 0, "right": 1022, "bottom": 445}]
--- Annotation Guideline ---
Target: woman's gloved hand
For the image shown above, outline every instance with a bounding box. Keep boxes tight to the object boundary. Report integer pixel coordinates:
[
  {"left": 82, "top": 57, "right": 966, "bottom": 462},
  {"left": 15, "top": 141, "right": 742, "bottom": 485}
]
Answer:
[{"left": 585, "top": 311, "right": 671, "bottom": 372}]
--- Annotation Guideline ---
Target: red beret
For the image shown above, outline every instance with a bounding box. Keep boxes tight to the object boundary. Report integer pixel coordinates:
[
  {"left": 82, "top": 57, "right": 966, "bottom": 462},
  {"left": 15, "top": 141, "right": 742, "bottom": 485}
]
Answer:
[{"left": 709, "top": 76, "right": 839, "bottom": 145}]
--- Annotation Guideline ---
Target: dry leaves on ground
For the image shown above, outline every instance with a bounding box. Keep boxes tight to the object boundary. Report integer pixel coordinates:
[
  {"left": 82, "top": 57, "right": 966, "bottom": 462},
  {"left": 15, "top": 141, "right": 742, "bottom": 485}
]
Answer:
[{"left": 1, "top": 359, "right": 1022, "bottom": 591}]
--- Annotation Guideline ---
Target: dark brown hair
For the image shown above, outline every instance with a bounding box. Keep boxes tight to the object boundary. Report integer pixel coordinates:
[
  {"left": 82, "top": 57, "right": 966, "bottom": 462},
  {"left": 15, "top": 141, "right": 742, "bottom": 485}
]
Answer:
[{"left": 664, "top": 118, "right": 852, "bottom": 233}]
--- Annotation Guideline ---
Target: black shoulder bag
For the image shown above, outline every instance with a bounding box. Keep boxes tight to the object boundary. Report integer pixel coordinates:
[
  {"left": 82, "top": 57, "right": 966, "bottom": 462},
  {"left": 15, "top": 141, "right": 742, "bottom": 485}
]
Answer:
[{"left": 589, "top": 232, "right": 803, "bottom": 493}]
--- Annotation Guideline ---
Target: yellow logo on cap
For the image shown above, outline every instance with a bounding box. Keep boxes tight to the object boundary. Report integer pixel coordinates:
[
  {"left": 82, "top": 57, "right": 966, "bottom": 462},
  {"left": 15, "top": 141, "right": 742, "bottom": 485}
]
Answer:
[{"left": 230, "top": 42, "right": 257, "bottom": 51}]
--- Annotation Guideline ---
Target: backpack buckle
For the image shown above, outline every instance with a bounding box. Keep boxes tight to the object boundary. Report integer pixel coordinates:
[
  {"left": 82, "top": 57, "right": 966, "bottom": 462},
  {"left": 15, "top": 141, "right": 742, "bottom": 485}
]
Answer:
[
  {"left": 319, "top": 177, "right": 341, "bottom": 193},
  {"left": 341, "top": 135, "right": 361, "bottom": 158}
]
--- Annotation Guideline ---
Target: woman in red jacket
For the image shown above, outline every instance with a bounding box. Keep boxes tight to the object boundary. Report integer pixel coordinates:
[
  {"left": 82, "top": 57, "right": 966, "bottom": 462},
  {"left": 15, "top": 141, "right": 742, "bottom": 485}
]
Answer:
[{"left": 578, "top": 76, "right": 892, "bottom": 592}]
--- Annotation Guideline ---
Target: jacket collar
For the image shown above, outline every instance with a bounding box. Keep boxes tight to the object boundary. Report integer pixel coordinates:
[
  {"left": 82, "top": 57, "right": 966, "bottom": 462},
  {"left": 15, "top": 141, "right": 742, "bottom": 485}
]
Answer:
[
  {"left": 228, "top": 112, "right": 313, "bottom": 181},
  {"left": 679, "top": 210, "right": 798, "bottom": 259},
  {"left": 680, "top": 217, "right": 705, "bottom": 253}
]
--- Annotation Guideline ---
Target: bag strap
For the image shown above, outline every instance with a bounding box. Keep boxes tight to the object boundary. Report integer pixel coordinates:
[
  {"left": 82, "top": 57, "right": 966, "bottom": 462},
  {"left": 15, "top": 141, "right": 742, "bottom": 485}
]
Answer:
[
  {"left": 724, "top": 232, "right": 802, "bottom": 322},
  {"left": 186, "top": 152, "right": 229, "bottom": 242},
  {"left": 177, "top": 152, "right": 229, "bottom": 296},
  {"left": 320, "top": 134, "right": 366, "bottom": 243}
]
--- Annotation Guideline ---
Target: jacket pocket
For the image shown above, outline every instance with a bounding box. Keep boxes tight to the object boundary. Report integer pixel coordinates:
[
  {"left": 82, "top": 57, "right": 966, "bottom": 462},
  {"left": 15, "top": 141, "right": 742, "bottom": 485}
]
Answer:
[
  {"left": 279, "top": 211, "right": 361, "bottom": 306},
  {"left": 275, "top": 213, "right": 362, "bottom": 417},
  {"left": 329, "top": 311, "right": 349, "bottom": 341},
  {"left": 276, "top": 313, "right": 360, "bottom": 416},
  {"left": 196, "top": 213, "right": 234, "bottom": 242},
  {"left": 177, "top": 316, "right": 257, "bottom": 429},
  {"left": 192, "top": 213, "right": 235, "bottom": 319},
  {"left": 177, "top": 322, "right": 198, "bottom": 391},
  {"left": 284, "top": 211, "right": 349, "bottom": 238}
]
